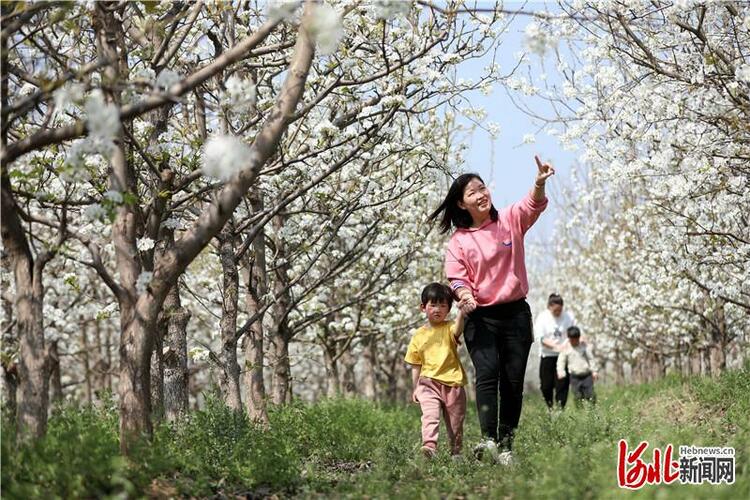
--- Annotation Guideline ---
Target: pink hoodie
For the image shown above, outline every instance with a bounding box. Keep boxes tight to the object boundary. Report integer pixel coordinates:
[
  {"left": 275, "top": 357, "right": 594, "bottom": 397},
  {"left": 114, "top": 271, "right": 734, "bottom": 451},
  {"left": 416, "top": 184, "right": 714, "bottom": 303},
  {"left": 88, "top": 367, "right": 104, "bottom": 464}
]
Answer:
[{"left": 444, "top": 192, "right": 548, "bottom": 307}]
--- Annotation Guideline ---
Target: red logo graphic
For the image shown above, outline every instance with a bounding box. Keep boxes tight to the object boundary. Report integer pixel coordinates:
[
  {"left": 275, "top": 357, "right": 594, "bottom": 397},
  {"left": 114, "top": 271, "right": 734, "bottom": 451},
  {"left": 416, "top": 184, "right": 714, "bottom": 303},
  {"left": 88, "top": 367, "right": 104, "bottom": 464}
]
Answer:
[{"left": 617, "top": 440, "right": 679, "bottom": 489}]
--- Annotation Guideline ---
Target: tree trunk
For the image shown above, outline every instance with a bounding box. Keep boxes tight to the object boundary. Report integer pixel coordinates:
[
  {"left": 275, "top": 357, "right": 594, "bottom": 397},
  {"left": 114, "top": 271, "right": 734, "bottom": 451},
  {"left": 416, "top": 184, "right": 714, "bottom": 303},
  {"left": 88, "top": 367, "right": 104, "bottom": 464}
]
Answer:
[
  {"left": 674, "top": 343, "right": 684, "bottom": 377},
  {"left": 219, "top": 222, "right": 242, "bottom": 410},
  {"left": 701, "top": 347, "right": 711, "bottom": 376},
  {"left": 710, "top": 301, "right": 727, "bottom": 376},
  {"left": 323, "top": 341, "right": 341, "bottom": 398},
  {"left": 1, "top": 249, "right": 18, "bottom": 418},
  {"left": 1, "top": 22, "right": 49, "bottom": 438},
  {"left": 48, "top": 340, "right": 63, "bottom": 405},
  {"left": 243, "top": 190, "right": 269, "bottom": 423},
  {"left": 243, "top": 322, "right": 268, "bottom": 423},
  {"left": 271, "top": 333, "right": 291, "bottom": 405},
  {"left": 362, "top": 334, "right": 378, "bottom": 401},
  {"left": 395, "top": 360, "right": 410, "bottom": 403},
  {"left": 614, "top": 348, "right": 625, "bottom": 385},
  {"left": 118, "top": 297, "right": 159, "bottom": 453},
  {"left": 163, "top": 285, "right": 190, "bottom": 422},
  {"left": 383, "top": 356, "right": 398, "bottom": 403},
  {"left": 690, "top": 348, "right": 701, "bottom": 375},
  {"left": 81, "top": 318, "right": 93, "bottom": 405},
  {"left": 340, "top": 346, "right": 357, "bottom": 398},
  {"left": 270, "top": 214, "right": 293, "bottom": 405},
  {"left": 93, "top": 2, "right": 154, "bottom": 453},
  {"left": 1, "top": 363, "right": 18, "bottom": 420},
  {"left": 149, "top": 321, "right": 165, "bottom": 421},
  {"left": 103, "top": 323, "right": 113, "bottom": 394},
  {"left": 1, "top": 183, "right": 49, "bottom": 438}
]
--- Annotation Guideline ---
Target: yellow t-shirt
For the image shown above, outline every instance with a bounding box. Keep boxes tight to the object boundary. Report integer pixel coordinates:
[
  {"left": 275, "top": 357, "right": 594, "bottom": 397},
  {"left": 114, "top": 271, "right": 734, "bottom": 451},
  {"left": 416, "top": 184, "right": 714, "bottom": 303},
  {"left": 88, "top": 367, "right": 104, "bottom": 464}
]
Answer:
[{"left": 404, "top": 320, "right": 467, "bottom": 387}]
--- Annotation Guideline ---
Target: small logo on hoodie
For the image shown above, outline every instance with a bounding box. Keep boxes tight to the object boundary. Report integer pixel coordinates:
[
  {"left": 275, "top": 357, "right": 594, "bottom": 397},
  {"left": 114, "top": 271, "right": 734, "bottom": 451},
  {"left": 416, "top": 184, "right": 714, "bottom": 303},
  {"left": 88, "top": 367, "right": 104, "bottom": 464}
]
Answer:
[{"left": 501, "top": 241, "right": 512, "bottom": 248}]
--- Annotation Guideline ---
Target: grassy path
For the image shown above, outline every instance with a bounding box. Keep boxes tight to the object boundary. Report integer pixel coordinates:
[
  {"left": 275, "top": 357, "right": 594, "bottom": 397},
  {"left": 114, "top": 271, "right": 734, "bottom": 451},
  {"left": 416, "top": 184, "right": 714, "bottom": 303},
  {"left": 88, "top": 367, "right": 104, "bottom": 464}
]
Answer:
[
  {"left": 296, "top": 368, "right": 749, "bottom": 499},
  {"left": 3, "top": 367, "right": 748, "bottom": 498}
]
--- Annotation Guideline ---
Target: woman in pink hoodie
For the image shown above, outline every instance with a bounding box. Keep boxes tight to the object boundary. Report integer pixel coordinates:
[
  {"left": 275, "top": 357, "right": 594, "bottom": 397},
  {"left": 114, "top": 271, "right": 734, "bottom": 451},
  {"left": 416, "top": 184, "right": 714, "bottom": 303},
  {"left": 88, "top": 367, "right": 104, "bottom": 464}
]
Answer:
[{"left": 429, "top": 156, "right": 554, "bottom": 463}]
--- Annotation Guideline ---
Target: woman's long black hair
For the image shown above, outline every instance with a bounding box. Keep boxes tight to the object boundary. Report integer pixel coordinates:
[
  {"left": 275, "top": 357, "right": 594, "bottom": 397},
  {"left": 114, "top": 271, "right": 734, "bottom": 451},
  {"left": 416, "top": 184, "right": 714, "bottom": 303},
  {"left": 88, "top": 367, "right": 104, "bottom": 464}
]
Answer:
[{"left": 429, "top": 173, "right": 498, "bottom": 234}]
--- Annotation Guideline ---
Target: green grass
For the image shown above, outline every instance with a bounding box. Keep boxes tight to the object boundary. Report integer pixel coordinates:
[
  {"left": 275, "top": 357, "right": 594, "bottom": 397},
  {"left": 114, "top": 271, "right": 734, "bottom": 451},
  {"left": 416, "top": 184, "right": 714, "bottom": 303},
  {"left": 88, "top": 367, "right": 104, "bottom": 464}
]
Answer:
[{"left": 3, "top": 366, "right": 748, "bottom": 498}]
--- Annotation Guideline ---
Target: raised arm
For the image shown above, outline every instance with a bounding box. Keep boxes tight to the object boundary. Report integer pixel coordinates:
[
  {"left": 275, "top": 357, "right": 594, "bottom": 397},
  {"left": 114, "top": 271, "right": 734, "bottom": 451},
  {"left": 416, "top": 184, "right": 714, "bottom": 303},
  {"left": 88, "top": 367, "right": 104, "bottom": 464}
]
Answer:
[
  {"left": 452, "top": 308, "right": 466, "bottom": 344},
  {"left": 533, "top": 155, "right": 555, "bottom": 202},
  {"left": 509, "top": 155, "right": 553, "bottom": 234}
]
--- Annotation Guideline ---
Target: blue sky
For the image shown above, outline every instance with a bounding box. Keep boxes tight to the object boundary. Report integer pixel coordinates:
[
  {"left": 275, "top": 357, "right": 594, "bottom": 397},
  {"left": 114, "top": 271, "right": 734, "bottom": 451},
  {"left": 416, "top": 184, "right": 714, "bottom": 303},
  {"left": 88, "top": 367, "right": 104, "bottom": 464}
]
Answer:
[{"left": 454, "top": 1, "right": 578, "bottom": 251}]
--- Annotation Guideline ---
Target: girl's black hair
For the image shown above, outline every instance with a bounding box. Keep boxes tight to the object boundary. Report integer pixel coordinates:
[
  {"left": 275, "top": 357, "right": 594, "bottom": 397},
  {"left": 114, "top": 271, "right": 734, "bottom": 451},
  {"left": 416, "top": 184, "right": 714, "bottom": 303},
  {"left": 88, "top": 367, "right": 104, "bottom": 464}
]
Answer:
[
  {"left": 421, "top": 283, "right": 454, "bottom": 306},
  {"left": 428, "top": 173, "right": 498, "bottom": 234}
]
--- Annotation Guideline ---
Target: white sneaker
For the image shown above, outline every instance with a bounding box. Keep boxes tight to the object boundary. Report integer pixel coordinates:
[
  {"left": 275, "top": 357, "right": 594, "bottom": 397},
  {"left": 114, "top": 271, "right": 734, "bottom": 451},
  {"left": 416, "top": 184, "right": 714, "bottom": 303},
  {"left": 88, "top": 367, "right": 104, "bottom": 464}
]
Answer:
[
  {"left": 473, "top": 439, "right": 499, "bottom": 462},
  {"left": 496, "top": 450, "right": 514, "bottom": 466}
]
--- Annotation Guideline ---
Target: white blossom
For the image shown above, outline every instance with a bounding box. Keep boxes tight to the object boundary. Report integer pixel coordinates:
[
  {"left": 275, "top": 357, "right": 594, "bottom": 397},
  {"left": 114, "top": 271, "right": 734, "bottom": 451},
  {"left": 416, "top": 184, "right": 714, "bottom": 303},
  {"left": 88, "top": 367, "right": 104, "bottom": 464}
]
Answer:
[
  {"left": 374, "top": 0, "right": 411, "bottom": 20},
  {"left": 201, "top": 135, "right": 253, "bottom": 181},
  {"left": 19, "top": 82, "right": 36, "bottom": 95},
  {"left": 84, "top": 90, "right": 120, "bottom": 145},
  {"left": 309, "top": 4, "right": 343, "bottom": 55},
  {"left": 735, "top": 64, "right": 750, "bottom": 84},
  {"left": 523, "top": 22, "right": 556, "bottom": 56},
  {"left": 223, "top": 75, "right": 257, "bottom": 112},
  {"left": 53, "top": 83, "right": 85, "bottom": 118},
  {"left": 188, "top": 347, "right": 210, "bottom": 362},
  {"left": 267, "top": 0, "right": 299, "bottom": 21},
  {"left": 486, "top": 122, "right": 501, "bottom": 138},
  {"left": 137, "top": 237, "right": 155, "bottom": 252}
]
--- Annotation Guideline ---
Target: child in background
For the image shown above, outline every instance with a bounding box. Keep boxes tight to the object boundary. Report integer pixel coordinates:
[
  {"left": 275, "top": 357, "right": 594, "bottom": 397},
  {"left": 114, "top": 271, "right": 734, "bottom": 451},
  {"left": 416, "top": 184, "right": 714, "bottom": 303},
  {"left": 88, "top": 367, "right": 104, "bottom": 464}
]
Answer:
[
  {"left": 557, "top": 326, "right": 598, "bottom": 404},
  {"left": 405, "top": 283, "right": 467, "bottom": 458}
]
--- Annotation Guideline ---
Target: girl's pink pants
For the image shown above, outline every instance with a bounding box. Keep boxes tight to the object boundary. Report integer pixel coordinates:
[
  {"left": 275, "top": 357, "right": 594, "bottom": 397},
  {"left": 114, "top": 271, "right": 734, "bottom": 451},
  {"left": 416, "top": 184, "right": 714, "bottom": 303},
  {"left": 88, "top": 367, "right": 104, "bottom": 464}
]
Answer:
[{"left": 415, "top": 377, "right": 466, "bottom": 454}]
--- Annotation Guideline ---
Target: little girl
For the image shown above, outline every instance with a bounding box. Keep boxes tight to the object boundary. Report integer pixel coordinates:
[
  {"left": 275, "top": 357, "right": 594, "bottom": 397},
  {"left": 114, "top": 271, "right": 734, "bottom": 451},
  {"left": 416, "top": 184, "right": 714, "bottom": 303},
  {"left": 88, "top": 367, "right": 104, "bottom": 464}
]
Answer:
[{"left": 405, "top": 283, "right": 466, "bottom": 457}]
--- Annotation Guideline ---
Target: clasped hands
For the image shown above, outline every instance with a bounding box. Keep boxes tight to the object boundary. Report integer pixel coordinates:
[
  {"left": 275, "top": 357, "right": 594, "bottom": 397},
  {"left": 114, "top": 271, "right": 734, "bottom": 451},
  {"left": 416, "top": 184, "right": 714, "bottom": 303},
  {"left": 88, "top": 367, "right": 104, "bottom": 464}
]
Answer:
[{"left": 457, "top": 293, "right": 477, "bottom": 314}]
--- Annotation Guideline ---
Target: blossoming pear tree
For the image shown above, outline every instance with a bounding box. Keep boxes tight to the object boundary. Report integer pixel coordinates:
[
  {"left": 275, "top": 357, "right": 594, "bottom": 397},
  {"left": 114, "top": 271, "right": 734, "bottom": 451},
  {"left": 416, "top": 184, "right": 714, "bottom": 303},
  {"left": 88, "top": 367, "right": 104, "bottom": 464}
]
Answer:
[{"left": 1, "top": 0, "right": 515, "bottom": 453}]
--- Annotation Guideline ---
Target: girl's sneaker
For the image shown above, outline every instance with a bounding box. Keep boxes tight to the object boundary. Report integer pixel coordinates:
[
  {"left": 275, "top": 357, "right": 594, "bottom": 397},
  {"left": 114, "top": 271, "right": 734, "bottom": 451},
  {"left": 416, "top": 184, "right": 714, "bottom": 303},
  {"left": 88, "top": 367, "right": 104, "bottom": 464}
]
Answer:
[{"left": 421, "top": 446, "right": 436, "bottom": 459}]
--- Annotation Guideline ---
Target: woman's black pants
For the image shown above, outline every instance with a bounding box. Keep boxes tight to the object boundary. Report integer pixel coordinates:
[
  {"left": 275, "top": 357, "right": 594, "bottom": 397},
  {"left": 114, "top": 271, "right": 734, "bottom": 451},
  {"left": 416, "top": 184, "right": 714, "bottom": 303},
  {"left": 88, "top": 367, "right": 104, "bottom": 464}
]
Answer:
[
  {"left": 464, "top": 299, "right": 533, "bottom": 451},
  {"left": 540, "top": 356, "right": 570, "bottom": 409}
]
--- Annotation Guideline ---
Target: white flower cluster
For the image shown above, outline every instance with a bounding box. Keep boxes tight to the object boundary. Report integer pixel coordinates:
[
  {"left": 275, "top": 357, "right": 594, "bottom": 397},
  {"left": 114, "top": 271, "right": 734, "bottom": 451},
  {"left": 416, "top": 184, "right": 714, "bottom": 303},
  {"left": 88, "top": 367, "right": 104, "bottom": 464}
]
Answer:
[
  {"left": 201, "top": 135, "right": 254, "bottom": 181},
  {"left": 309, "top": 4, "right": 343, "bottom": 55},
  {"left": 523, "top": 21, "right": 556, "bottom": 57},
  {"left": 188, "top": 347, "right": 211, "bottom": 362},
  {"left": 735, "top": 64, "right": 750, "bottom": 84},
  {"left": 53, "top": 83, "right": 85, "bottom": 120},
  {"left": 529, "top": 1, "right": 750, "bottom": 374},
  {"left": 61, "top": 90, "right": 122, "bottom": 182},
  {"left": 373, "top": 0, "right": 412, "bottom": 20},
  {"left": 85, "top": 90, "right": 120, "bottom": 145},
  {"left": 137, "top": 237, "right": 155, "bottom": 252},
  {"left": 223, "top": 75, "right": 257, "bottom": 113},
  {"left": 267, "top": 0, "right": 299, "bottom": 22}
]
